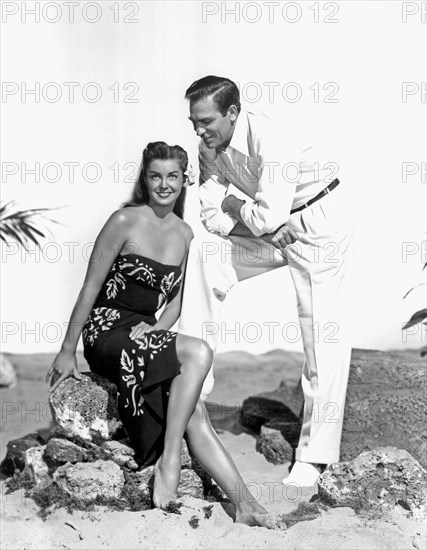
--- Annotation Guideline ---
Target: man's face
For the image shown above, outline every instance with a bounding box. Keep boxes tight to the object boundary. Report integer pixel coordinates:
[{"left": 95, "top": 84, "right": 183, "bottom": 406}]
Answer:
[{"left": 188, "top": 95, "right": 237, "bottom": 150}]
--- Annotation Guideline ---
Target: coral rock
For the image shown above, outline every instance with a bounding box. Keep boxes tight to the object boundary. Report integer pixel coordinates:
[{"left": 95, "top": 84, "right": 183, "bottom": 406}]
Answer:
[
  {"left": 49, "top": 373, "right": 122, "bottom": 442},
  {"left": 53, "top": 459, "right": 124, "bottom": 503},
  {"left": 181, "top": 439, "right": 192, "bottom": 469},
  {"left": 318, "top": 447, "right": 427, "bottom": 519},
  {"left": 133, "top": 463, "right": 205, "bottom": 501},
  {"left": 178, "top": 469, "right": 204, "bottom": 499},
  {"left": 102, "top": 440, "right": 138, "bottom": 470},
  {"left": 23, "top": 445, "right": 50, "bottom": 484},
  {"left": 133, "top": 465, "right": 154, "bottom": 500},
  {"left": 43, "top": 437, "right": 89, "bottom": 467},
  {"left": 0, "top": 433, "right": 44, "bottom": 477}
]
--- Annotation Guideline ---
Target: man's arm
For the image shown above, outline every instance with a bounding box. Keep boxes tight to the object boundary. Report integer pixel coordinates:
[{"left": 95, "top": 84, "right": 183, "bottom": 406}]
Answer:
[
  {"left": 199, "top": 133, "right": 298, "bottom": 247},
  {"left": 198, "top": 143, "right": 238, "bottom": 236},
  {"left": 222, "top": 194, "right": 298, "bottom": 247},
  {"left": 232, "top": 117, "right": 299, "bottom": 237}
]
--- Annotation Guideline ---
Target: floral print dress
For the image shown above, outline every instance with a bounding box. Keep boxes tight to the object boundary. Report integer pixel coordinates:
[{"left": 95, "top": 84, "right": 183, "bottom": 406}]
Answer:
[{"left": 82, "top": 253, "right": 182, "bottom": 468}]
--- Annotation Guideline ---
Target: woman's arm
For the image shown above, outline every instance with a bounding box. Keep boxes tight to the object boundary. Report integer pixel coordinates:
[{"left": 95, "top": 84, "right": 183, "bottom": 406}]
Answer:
[{"left": 46, "top": 210, "right": 130, "bottom": 392}]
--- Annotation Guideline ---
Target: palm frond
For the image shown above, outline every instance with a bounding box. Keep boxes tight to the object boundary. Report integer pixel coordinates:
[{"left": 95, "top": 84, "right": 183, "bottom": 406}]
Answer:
[
  {"left": 402, "top": 309, "right": 427, "bottom": 330},
  {"left": 402, "top": 282, "right": 426, "bottom": 300},
  {"left": 0, "top": 201, "right": 62, "bottom": 250}
]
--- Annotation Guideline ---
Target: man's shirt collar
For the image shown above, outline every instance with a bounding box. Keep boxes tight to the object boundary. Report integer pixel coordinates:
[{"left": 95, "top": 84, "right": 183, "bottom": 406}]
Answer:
[{"left": 217, "top": 110, "right": 249, "bottom": 157}]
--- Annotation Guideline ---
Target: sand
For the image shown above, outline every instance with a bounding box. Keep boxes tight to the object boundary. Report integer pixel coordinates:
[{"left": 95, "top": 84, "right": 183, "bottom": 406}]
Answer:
[{"left": 1, "top": 350, "right": 426, "bottom": 550}]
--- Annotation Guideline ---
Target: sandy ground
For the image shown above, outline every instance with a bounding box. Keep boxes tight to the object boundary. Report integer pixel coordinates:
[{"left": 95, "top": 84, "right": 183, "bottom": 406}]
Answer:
[{"left": 1, "top": 350, "right": 426, "bottom": 550}]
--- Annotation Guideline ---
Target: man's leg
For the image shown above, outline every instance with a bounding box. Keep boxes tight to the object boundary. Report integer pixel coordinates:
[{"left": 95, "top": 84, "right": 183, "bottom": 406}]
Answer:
[
  {"left": 178, "top": 229, "right": 287, "bottom": 398},
  {"left": 178, "top": 231, "right": 237, "bottom": 397},
  {"left": 284, "top": 184, "right": 355, "bottom": 483}
]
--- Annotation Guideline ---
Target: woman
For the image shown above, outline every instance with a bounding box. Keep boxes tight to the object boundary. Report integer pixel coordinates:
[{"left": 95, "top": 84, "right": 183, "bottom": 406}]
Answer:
[{"left": 46, "top": 142, "right": 284, "bottom": 529}]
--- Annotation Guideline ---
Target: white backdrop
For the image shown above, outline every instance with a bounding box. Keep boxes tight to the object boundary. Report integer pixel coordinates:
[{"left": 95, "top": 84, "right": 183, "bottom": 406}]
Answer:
[{"left": 1, "top": 1, "right": 426, "bottom": 355}]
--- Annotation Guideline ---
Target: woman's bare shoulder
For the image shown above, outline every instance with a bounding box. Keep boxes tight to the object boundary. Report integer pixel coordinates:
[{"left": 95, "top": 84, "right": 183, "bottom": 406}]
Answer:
[
  {"left": 173, "top": 217, "right": 194, "bottom": 244},
  {"left": 110, "top": 205, "right": 149, "bottom": 224}
]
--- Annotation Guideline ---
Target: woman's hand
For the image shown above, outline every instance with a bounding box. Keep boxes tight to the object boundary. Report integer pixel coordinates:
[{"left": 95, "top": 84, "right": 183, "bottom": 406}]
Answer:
[
  {"left": 129, "top": 321, "right": 156, "bottom": 340},
  {"left": 45, "top": 350, "right": 82, "bottom": 393}
]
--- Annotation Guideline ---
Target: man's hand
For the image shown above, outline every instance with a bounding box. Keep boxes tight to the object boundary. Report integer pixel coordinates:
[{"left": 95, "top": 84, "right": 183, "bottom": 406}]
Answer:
[
  {"left": 262, "top": 224, "right": 299, "bottom": 250},
  {"left": 221, "top": 194, "right": 245, "bottom": 218}
]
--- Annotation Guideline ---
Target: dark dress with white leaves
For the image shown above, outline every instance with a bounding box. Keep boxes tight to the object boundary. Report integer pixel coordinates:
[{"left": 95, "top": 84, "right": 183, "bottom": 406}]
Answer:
[{"left": 82, "top": 253, "right": 182, "bottom": 468}]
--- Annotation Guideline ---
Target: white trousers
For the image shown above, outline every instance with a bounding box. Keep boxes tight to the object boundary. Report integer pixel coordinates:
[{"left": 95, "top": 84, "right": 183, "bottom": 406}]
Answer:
[{"left": 179, "top": 184, "right": 355, "bottom": 464}]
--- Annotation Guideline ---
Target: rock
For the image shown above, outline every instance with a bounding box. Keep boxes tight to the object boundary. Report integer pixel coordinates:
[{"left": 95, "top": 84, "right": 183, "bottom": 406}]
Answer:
[
  {"left": 258, "top": 349, "right": 427, "bottom": 468},
  {"left": 208, "top": 481, "right": 228, "bottom": 502},
  {"left": 133, "top": 465, "right": 154, "bottom": 499},
  {"left": 341, "top": 349, "right": 427, "bottom": 468},
  {"left": 181, "top": 439, "right": 192, "bottom": 469},
  {"left": 0, "top": 433, "right": 44, "bottom": 477},
  {"left": 0, "top": 354, "right": 17, "bottom": 387},
  {"left": 23, "top": 445, "right": 50, "bottom": 484},
  {"left": 102, "top": 440, "right": 138, "bottom": 470},
  {"left": 240, "top": 385, "right": 303, "bottom": 434},
  {"left": 256, "top": 422, "right": 294, "bottom": 465},
  {"left": 132, "top": 463, "right": 205, "bottom": 501},
  {"left": 178, "top": 469, "right": 204, "bottom": 499},
  {"left": 186, "top": 457, "right": 227, "bottom": 501},
  {"left": 49, "top": 373, "right": 122, "bottom": 442},
  {"left": 318, "top": 447, "right": 427, "bottom": 519},
  {"left": 264, "top": 419, "right": 301, "bottom": 446},
  {"left": 53, "top": 459, "right": 124, "bottom": 503},
  {"left": 43, "top": 438, "right": 89, "bottom": 467},
  {"left": 190, "top": 457, "right": 213, "bottom": 492}
]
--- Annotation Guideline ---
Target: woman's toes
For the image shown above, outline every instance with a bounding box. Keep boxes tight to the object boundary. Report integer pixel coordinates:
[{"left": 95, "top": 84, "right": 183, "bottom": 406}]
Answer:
[
  {"left": 236, "top": 511, "right": 287, "bottom": 530},
  {"left": 256, "top": 513, "right": 287, "bottom": 530}
]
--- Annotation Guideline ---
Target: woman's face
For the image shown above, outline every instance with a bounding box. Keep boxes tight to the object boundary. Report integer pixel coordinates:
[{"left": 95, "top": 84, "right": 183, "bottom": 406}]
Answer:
[{"left": 145, "top": 159, "right": 186, "bottom": 210}]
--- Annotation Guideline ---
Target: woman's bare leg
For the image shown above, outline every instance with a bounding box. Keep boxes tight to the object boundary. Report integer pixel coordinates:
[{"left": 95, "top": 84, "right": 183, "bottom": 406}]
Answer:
[
  {"left": 153, "top": 334, "right": 212, "bottom": 506},
  {"left": 185, "top": 400, "right": 286, "bottom": 528}
]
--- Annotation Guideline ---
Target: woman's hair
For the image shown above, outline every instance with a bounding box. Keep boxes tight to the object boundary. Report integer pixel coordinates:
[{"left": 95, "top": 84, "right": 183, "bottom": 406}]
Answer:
[{"left": 122, "top": 141, "right": 188, "bottom": 219}]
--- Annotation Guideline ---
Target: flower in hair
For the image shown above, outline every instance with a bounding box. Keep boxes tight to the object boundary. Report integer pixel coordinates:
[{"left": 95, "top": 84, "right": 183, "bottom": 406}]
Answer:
[{"left": 184, "top": 164, "right": 196, "bottom": 185}]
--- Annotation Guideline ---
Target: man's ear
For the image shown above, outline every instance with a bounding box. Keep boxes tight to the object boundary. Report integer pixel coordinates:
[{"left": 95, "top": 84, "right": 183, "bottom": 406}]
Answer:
[{"left": 228, "top": 104, "right": 238, "bottom": 121}]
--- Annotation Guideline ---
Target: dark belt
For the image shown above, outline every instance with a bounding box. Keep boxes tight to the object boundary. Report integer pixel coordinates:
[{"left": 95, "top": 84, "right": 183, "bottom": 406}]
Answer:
[{"left": 290, "top": 178, "right": 340, "bottom": 215}]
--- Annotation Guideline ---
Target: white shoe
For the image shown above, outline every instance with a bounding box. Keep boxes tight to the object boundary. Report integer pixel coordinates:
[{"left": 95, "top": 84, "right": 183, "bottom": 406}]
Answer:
[{"left": 282, "top": 461, "right": 321, "bottom": 488}]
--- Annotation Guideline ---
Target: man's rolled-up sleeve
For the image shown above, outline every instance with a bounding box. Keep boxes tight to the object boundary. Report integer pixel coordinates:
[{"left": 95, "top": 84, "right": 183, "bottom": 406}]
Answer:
[{"left": 198, "top": 144, "right": 238, "bottom": 236}]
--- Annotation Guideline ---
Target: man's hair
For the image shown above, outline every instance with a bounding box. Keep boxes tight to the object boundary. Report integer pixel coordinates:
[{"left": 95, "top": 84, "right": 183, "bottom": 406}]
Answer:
[{"left": 185, "top": 75, "right": 241, "bottom": 116}]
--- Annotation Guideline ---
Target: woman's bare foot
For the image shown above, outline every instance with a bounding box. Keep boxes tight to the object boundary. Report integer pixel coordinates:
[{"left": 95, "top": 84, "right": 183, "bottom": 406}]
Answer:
[
  {"left": 235, "top": 510, "right": 287, "bottom": 530},
  {"left": 152, "top": 457, "right": 178, "bottom": 509},
  {"left": 235, "top": 502, "right": 287, "bottom": 530}
]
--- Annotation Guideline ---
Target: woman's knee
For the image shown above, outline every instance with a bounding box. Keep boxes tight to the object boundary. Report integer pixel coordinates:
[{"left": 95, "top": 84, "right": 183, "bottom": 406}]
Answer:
[
  {"left": 177, "top": 335, "right": 213, "bottom": 373},
  {"left": 196, "top": 340, "right": 213, "bottom": 372}
]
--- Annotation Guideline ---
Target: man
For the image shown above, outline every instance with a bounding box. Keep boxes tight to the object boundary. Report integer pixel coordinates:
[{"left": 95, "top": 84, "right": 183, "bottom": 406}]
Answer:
[{"left": 178, "top": 75, "right": 354, "bottom": 487}]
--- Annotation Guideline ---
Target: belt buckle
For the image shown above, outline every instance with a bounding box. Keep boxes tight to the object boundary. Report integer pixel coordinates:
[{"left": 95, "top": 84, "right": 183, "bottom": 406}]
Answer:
[{"left": 324, "top": 186, "right": 330, "bottom": 194}]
